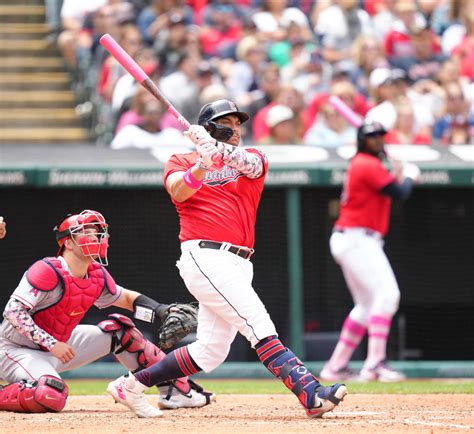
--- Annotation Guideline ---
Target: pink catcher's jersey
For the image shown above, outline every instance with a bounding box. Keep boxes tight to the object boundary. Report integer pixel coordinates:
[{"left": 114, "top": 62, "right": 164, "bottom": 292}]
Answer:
[
  {"left": 335, "top": 153, "right": 396, "bottom": 236},
  {"left": 164, "top": 149, "right": 268, "bottom": 248}
]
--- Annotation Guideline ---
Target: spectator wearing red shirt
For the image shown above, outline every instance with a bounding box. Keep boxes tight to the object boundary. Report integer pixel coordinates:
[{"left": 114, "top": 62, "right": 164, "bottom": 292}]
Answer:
[
  {"left": 452, "top": 12, "right": 474, "bottom": 81},
  {"left": 384, "top": 0, "right": 440, "bottom": 68},
  {"left": 199, "top": 4, "right": 243, "bottom": 59},
  {"left": 303, "top": 80, "right": 372, "bottom": 134}
]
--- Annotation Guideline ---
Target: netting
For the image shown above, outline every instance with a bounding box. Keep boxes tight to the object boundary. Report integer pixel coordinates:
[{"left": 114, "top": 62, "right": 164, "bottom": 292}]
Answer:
[{"left": 0, "top": 186, "right": 472, "bottom": 361}]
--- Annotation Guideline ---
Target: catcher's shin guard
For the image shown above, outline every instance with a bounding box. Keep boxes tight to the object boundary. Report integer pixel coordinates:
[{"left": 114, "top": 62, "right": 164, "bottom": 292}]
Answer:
[
  {"left": 256, "top": 336, "right": 321, "bottom": 410},
  {"left": 98, "top": 313, "right": 189, "bottom": 389},
  {"left": 0, "top": 375, "right": 68, "bottom": 413},
  {"left": 98, "top": 313, "right": 167, "bottom": 369}
]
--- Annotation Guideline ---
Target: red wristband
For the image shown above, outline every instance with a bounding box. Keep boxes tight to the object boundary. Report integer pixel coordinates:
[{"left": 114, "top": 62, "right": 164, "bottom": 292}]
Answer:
[{"left": 183, "top": 168, "right": 203, "bottom": 189}]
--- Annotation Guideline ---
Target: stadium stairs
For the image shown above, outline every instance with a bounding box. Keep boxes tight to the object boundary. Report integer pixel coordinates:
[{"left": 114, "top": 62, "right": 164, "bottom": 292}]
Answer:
[{"left": 0, "top": 1, "right": 89, "bottom": 144}]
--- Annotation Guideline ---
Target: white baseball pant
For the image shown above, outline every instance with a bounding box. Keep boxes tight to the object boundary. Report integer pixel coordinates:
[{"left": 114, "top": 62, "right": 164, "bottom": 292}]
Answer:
[
  {"left": 329, "top": 228, "right": 401, "bottom": 326},
  {"left": 177, "top": 240, "right": 277, "bottom": 372}
]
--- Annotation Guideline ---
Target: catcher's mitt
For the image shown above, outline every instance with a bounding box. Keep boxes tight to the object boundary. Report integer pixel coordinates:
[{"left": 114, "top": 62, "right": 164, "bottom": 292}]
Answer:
[{"left": 158, "top": 303, "right": 198, "bottom": 349}]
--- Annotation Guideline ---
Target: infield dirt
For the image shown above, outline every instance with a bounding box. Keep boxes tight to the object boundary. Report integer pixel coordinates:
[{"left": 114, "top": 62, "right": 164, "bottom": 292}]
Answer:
[{"left": 0, "top": 394, "right": 472, "bottom": 433}]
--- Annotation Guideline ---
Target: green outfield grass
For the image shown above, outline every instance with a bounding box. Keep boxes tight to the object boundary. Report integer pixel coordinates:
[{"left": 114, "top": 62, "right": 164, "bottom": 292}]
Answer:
[{"left": 67, "top": 379, "right": 474, "bottom": 395}]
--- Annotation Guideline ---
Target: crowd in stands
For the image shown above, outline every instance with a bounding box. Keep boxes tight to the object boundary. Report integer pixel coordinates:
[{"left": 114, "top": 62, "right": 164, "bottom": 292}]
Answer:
[{"left": 48, "top": 0, "right": 474, "bottom": 149}]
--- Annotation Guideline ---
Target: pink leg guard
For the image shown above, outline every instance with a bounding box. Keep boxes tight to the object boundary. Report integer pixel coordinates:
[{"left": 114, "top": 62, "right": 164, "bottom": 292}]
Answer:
[
  {"left": 99, "top": 313, "right": 190, "bottom": 392},
  {"left": 0, "top": 375, "right": 68, "bottom": 413}
]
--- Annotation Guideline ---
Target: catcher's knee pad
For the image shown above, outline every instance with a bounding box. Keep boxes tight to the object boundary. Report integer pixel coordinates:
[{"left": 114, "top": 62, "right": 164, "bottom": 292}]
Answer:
[
  {"left": 0, "top": 375, "right": 68, "bottom": 413},
  {"left": 98, "top": 313, "right": 165, "bottom": 369}
]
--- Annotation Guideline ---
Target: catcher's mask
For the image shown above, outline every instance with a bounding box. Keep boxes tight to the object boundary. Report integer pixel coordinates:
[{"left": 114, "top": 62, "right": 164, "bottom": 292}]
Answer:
[
  {"left": 198, "top": 99, "right": 249, "bottom": 142},
  {"left": 54, "top": 210, "right": 109, "bottom": 266},
  {"left": 357, "top": 120, "right": 387, "bottom": 153}
]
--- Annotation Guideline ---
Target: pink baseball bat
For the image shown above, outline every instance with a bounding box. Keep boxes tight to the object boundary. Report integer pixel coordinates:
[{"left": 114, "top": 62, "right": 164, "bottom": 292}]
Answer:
[
  {"left": 328, "top": 95, "right": 363, "bottom": 128},
  {"left": 99, "top": 33, "right": 190, "bottom": 130}
]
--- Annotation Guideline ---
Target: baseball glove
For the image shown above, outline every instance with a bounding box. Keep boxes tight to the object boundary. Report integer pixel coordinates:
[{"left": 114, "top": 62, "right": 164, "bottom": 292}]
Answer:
[{"left": 158, "top": 303, "right": 198, "bottom": 349}]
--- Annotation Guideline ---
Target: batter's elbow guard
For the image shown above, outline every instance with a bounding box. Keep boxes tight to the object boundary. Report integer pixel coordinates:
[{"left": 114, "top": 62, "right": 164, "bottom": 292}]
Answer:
[{"left": 97, "top": 313, "right": 166, "bottom": 369}]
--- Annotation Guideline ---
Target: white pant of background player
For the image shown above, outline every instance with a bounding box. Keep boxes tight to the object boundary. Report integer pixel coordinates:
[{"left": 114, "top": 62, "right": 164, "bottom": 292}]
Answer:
[
  {"left": 177, "top": 240, "right": 278, "bottom": 372},
  {"left": 324, "top": 228, "right": 405, "bottom": 382}
]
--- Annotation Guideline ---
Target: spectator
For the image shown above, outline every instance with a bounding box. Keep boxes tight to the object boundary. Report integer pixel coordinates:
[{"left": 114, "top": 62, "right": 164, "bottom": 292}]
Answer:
[
  {"left": 433, "top": 82, "right": 474, "bottom": 145},
  {"left": 57, "top": 0, "right": 107, "bottom": 68},
  {"left": 384, "top": 98, "right": 432, "bottom": 145},
  {"left": 451, "top": 8, "right": 474, "bottom": 81},
  {"left": 400, "top": 25, "right": 445, "bottom": 82},
  {"left": 383, "top": 0, "right": 437, "bottom": 68},
  {"left": 153, "top": 12, "right": 195, "bottom": 77},
  {"left": 226, "top": 36, "right": 268, "bottom": 104},
  {"left": 201, "top": 0, "right": 252, "bottom": 28},
  {"left": 136, "top": 0, "right": 193, "bottom": 46},
  {"left": 351, "top": 34, "right": 390, "bottom": 97},
  {"left": 280, "top": 46, "right": 331, "bottom": 103},
  {"left": 440, "top": 0, "right": 472, "bottom": 55},
  {"left": 252, "top": 0, "right": 312, "bottom": 43},
  {"left": 269, "top": 21, "right": 317, "bottom": 68},
  {"left": 159, "top": 53, "right": 202, "bottom": 123},
  {"left": 435, "top": 59, "right": 473, "bottom": 107},
  {"left": 116, "top": 83, "right": 155, "bottom": 133},
  {"left": 370, "top": 0, "right": 399, "bottom": 40},
  {"left": 98, "top": 24, "right": 143, "bottom": 103},
  {"left": 111, "top": 100, "right": 189, "bottom": 149},
  {"left": 303, "top": 101, "right": 357, "bottom": 148},
  {"left": 365, "top": 67, "right": 398, "bottom": 130},
  {"left": 199, "top": 83, "right": 230, "bottom": 107},
  {"left": 315, "top": 0, "right": 372, "bottom": 69},
  {"left": 199, "top": 2, "right": 245, "bottom": 59},
  {"left": 111, "top": 47, "right": 159, "bottom": 115},
  {"left": 78, "top": 4, "right": 120, "bottom": 66},
  {"left": 303, "top": 80, "right": 372, "bottom": 134},
  {"left": 415, "top": 0, "right": 440, "bottom": 29},
  {"left": 253, "top": 84, "right": 305, "bottom": 144},
  {"left": 0, "top": 216, "right": 5, "bottom": 239},
  {"left": 258, "top": 104, "right": 299, "bottom": 145}
]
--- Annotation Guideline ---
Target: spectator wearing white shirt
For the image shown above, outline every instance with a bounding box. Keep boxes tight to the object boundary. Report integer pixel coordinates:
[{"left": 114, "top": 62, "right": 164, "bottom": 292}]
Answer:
[
  {"left": 303, "top": 102, "right": 356, "bottom": 148},
  {"left": 315, "top": 0, "right": 372, "bottom": 69},
  {"left": 252, "top": 0, "right": 312, "bottom": 42}
]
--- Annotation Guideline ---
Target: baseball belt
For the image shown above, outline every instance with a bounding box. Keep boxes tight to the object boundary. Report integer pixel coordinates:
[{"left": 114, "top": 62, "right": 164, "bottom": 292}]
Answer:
[{"left": 198, "top": 240, "right": 254, "bottom": 260}]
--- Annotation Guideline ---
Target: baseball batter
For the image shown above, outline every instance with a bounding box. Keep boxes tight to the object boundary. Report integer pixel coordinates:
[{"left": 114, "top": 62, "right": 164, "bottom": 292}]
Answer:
[
  {"left": 0, "top": 210, "right": 213, "bottom": 415},
  {"left": 107, "top": 99, "right": 348, "bottom": 418},
  {"left": 320, "top": 121, "right": 420, "bottom": 383}
]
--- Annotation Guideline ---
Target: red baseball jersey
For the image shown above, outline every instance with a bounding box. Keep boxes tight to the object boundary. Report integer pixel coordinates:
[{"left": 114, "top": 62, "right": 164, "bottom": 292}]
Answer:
[
  {"left": 164, "top": 149, "right": 268, "bottom": 248},
  {"left": 335, "top": 153, "right": 396, "bottom": 236}
]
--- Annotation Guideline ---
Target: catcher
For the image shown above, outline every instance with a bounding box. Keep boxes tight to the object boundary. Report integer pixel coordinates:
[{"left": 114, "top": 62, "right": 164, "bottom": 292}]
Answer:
[{"left": 0, "top": 209, "right": 213, "bottom": 416}]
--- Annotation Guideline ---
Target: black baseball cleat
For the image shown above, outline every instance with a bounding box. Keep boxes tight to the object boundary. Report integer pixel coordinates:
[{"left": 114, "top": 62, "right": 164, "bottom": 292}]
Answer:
[{"left": 305, "top": 383, "right": 348, "bottom": 418}]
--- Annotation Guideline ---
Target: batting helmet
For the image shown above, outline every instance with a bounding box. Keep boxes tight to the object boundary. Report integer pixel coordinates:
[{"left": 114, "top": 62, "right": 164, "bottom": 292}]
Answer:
[
  {"left": 198, "top": 99, "right": 249, "bottom": 141},
  {"left": 357, "top": 120, "right": 387, "bottom": 151},
  {"left": 54, "top": 210, "right": 109, "bottom": 265}
]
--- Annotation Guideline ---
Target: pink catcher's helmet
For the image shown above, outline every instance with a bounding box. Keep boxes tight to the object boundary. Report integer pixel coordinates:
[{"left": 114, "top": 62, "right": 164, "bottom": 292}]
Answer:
[{"left": 54, "top": 210, "right": 109, "bottom": 266}]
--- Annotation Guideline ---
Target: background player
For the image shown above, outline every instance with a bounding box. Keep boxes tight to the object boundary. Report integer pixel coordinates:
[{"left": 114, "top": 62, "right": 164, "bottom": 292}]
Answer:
[
  {"left": 320, "top": 121, "right": 420, "bottom": 383},
  {"left": 0, "top": 210, "right": 213, "bottom": 415},
  {"left": 107, "top": 99, "right": 348, "bottom": 419},
  {"left": 0, "top": 217, "right": 6, "bottom": 239}
]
